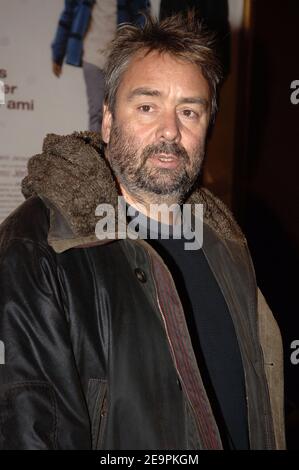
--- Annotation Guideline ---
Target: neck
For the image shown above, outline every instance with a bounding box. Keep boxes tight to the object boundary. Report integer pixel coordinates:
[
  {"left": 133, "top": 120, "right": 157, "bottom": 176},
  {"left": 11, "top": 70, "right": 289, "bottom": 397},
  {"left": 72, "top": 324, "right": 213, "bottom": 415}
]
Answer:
[{"left": 120, "top": 185, "right": 182, "bottom": 225}]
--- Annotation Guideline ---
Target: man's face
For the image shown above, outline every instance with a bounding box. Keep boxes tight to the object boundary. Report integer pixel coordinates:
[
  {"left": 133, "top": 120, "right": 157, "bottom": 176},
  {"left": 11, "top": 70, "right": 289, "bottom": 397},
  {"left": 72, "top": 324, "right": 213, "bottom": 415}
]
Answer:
[{"left": 102, "top": 51, "right": 211, "bottom": 202}]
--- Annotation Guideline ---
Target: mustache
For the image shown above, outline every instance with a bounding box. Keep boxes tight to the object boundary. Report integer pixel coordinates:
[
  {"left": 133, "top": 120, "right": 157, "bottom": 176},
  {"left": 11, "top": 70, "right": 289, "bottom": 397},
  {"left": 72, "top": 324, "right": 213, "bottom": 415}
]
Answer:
[{"left": 140, "top": 142, "right": 190, "bottom": 164}]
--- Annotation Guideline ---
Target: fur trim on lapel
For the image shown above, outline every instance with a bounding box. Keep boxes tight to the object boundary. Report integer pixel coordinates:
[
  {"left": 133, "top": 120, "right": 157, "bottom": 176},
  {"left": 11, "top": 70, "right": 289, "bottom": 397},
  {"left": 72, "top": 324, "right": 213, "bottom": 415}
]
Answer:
[
  {"left": 22, "top": 132, "right": 118, "bottom": 237},
  {"left": 22, "top": 131, "right": 245, "bottom": 246},
  {"left": 186, "top": 187, "right": 245, "bottom": 244}
]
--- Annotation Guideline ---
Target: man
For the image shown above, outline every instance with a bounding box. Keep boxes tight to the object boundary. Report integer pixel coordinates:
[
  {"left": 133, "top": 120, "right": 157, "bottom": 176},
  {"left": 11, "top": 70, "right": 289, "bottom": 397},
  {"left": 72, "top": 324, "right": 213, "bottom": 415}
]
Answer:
[
  {"left": 51, "top": 0, "right": 149, "bottom": 131},
  {"left": 0, "top": 14, "right": 285, "bottom": 450}
]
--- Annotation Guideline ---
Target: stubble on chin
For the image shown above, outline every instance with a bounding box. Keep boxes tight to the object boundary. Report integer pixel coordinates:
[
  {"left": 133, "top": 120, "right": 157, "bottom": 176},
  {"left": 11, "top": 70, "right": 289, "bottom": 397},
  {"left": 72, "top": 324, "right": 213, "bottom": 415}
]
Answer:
[{"left": 106, "top": 123, "right": 205, "bottom": 205}]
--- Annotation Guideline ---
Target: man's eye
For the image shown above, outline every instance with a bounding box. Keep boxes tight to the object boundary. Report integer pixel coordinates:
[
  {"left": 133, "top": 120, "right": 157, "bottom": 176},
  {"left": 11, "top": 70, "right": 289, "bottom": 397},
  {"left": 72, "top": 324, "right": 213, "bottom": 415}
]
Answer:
[
  {"left": 138, "top": 105, "right": 152, "bottom": 113},
  {"left": 181, "top": 109, "right": 198, "bottom": 119}
]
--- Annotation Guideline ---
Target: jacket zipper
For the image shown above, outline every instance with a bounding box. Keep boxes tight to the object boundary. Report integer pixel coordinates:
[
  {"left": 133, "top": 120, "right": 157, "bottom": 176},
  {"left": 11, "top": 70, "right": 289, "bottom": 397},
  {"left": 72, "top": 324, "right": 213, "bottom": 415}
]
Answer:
[
  {"left": 95, "top": 393, "right": 108, "bottom": 449},
  {"left": 140, "top": 240, "right": 219, "bottom": 449}
]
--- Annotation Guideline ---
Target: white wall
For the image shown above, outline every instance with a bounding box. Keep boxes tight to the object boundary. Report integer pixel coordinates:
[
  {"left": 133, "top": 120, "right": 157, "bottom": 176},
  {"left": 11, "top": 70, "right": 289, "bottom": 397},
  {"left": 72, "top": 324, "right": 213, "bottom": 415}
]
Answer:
[{"left": 0, "top": 0, "right": 88, "bottom": 223}]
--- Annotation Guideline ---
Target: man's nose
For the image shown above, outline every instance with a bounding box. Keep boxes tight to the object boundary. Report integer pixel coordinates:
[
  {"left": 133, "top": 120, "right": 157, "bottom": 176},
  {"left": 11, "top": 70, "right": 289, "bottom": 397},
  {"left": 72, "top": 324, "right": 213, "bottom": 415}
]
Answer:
[{"left": 156, "top": 110, "right": 181, "bottom": 143}]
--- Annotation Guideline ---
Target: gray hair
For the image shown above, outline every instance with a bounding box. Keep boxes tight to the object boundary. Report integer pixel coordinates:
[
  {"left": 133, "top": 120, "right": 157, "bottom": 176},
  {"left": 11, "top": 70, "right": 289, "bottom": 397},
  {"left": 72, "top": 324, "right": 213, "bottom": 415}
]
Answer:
[{"left": 104, "top": 13, "right": 223, "bottom": 122}]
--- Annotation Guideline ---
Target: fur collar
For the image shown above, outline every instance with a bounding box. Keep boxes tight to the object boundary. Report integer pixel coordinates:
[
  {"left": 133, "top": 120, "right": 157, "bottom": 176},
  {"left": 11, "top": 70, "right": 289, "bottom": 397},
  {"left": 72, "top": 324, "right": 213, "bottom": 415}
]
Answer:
[{"left": 22, "top": 131, "right": 245, "bottom": 252}]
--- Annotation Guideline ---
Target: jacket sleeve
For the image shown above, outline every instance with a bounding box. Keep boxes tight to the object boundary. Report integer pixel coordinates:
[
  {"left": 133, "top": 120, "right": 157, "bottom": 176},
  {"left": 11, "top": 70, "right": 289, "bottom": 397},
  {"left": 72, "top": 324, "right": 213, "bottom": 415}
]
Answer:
[
  {"left": 0, "top": 239, "right": 91, "bottom": 449},
  {"left": 257, "top": 288, "right": 286, "bottom": 450},
  {"left": 51, "top": 0, "right": 78, "bottom": 65}
]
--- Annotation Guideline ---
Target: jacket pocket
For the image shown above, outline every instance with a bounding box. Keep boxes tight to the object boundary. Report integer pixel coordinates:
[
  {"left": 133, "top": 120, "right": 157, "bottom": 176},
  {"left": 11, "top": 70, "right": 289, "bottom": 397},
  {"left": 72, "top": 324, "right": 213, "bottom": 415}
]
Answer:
[
  {"left": 0, "top": 381, "right": 58, "bottom": 450},
  {"left": 86, "top": 378, "right": 108, "bottom": 450}
]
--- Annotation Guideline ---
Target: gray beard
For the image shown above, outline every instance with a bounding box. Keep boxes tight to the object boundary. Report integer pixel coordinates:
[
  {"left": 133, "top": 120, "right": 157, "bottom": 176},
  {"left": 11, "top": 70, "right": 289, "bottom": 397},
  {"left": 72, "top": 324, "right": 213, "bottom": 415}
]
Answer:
[{"left": 106, "top": 123, "right": 205, "bottom": 205}]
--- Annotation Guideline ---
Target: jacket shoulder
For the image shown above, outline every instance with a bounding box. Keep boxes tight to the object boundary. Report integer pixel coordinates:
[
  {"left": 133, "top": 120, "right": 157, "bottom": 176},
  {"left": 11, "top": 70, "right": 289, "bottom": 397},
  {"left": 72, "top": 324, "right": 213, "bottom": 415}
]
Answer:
[{"left": 0, "top": 196, "right": 50, "bottom": 256}]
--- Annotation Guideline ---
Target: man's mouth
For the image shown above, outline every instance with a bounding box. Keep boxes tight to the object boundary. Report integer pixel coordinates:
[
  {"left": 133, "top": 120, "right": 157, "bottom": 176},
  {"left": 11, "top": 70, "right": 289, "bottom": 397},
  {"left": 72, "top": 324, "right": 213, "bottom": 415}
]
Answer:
[{"left": 148, "top": 153, "right": 181, "bottom": 169}]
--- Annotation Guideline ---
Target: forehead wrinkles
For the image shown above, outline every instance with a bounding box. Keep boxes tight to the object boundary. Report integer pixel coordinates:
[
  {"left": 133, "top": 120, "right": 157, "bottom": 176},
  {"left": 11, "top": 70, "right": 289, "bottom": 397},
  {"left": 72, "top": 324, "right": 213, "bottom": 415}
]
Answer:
[{"left": 115, "top": 51, "right": 210, "bottom": 106}]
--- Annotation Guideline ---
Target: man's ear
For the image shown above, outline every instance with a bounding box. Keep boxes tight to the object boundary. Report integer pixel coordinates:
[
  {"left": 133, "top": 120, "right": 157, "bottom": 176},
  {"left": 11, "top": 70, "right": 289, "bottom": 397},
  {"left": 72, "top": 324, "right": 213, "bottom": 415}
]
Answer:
[{"left": 101, "top": 104, "right": 113, "bottom": 143}]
